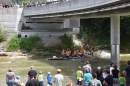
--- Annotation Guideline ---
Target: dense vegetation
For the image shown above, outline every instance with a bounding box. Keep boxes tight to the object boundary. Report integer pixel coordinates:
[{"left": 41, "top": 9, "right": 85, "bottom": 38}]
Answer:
[
  {"left": 7, "top": 35, "right": 43, "bottom": 52},
  {"left": 7, "top": 35, "right": 75, "bottom": 53},
  {"left": 0, "top": 24, "right": 6, "bottom": 42},
  {"left": 80, "top": 16, "right": 130, "bottom": 49}
]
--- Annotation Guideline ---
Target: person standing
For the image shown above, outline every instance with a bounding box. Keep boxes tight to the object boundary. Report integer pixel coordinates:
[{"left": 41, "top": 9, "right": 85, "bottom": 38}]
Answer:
[
  {"left": 83, "top": 68, "right": 92, "bottom": 86},
  {"left": 110, "top": 63, "right": 114, "bottom": 75},
  {"left": 47, "top": 72, "right": 52, "bottom": 86},
  {"left": 53, "top": 69, "right": 64, "bottom": 86},
  {"left": 38, "top": 71, "right": 44, "bottom": 86},
  {"left": 88, "top": 73, "right": 102, "bottom": 86},
  {"left": 119, "top": 73, "right": 125, "bottom": 86},
  {"left": 103, "top": 69, "right": 113, "bottom": 86},
  {"left": 82, "top": 61, "right": 92, "bottom": 74},
  {"left": 124, "top": 60, "right": 130, "bottom": 86},
  {"left": 26, "top": 74, "right": 40, "bottom": 86},
  {"left": 112, "top": 65, "right": 120, "bottom": 86},
  {"left": 6, "top": 68, "right": 15, "bottom": 86},
  {"left": 76, "top": 66, "right": 83, "bottom": 86},
  {"left": 28, "top": 66, "right": 37, "bottom": 80}
]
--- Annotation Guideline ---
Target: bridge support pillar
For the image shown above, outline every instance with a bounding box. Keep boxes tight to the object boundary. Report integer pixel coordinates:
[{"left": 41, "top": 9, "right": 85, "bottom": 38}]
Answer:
[
  {"left": 111, "top": 15, "right": 120, "bottom": 69},
  {"left": 64, "top": 19, "right": 80, "bottom": 33}
]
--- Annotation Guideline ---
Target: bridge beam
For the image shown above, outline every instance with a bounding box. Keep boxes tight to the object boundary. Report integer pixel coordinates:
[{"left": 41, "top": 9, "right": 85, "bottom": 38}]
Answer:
[
  {"left": 111, "top": 15, "right": 120, "bottom": 69},
  {"left": 64, "top": 19, "right": 80, "bottom": 33},
  {"left": 64, "top": 19, "right": 80, "bottom": 28}
]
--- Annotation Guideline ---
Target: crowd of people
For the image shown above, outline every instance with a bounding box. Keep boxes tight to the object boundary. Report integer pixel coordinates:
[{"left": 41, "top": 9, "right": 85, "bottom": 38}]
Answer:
[
  {"left": 76, "top": 60, "right": 130, "bottom": 86},
  {"left": 6, "top": 60, "right": 130, "bottom": 86},
  {"left": 0, "top": 0, "right": 69, "bottom": 9},
  {"left": 61, "top": 48, "right": 85, "bottom": 59}
]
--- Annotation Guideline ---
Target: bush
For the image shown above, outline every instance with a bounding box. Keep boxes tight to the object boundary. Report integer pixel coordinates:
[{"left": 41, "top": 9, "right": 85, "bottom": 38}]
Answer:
[
  {"left": 0, "top": 24, "right": 6, "bottom": 42},
  {"left": 7, "top": 35, "right": 44, "bottom": 52}
]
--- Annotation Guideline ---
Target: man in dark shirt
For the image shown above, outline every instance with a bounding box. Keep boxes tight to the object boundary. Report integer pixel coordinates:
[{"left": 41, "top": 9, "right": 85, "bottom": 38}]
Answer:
[
  {"left": 28, "top": 66, "right": 37, "bottom": 80},
  {"left": 124, "top": 60, "right": 130, "bottom": 86},
  {"left": 103, "top": 69, "right": 113, "bottom": 86},
  {"left": 26, "top": 74, "right": 39, "bottom": 86}
]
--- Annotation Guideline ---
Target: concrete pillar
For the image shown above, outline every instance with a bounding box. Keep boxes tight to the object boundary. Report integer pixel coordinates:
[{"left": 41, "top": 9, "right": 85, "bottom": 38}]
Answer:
[
  {"left": 64, "top": 19, "right": 80, "bottom": 33},
  {"left": 111, "top": 15, "right": 120, "bottom": 69}
]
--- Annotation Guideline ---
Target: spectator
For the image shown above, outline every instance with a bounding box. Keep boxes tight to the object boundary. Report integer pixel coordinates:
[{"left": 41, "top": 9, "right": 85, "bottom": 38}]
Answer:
[
  {"left": 88, "top": 73, "right": 102, "bottom": 86},
  {"left": 123, "top": 60, "right": 130, "bottom": 86},
  {"left": 38, "top": 71, "right": 44, "bottom": 86},
  {"left": 14, "top": 76, "right": 21, "bottom": 86},
  {"left": 82, "top": 61, "right": 92, "bottom": 74},
  {"left": 103, "top": 69, "right": 113, "bottom": 86},
  {"left": 119, "top": 73, "right": 125, "bottom": 86},
  {"left": 53, "top": 69, "right": 64, "bottom": 86},
  {"left": 96, "top": 66, "right": 102, "bottom": 80},
  {"left": 102, "top": 69, "right": 107, "bottom": 79},
  {"left": 96, "top": 66, "right": 104, "bottom": 85},
  {"left": 6, "top": 68, "right": 15, "bottom": 86},
  {"left": 25, "top": 74, "right": 40, "bottom": 86},
  {"left": 112, "top": 65, "right": 120, "bottom": 86},
  {"left": 47, "top": 72, "right": 52, "bottom": 86},
  {"left": 28, "top": 66, "right": 37, "bottom": 80},
  {"left": 110, "top": 63, "right": 114, "bottom": 75},
  {"left": 76, "top": 66, "right": 83, "bottom": 86},
  {"left": 83, "top": 68, "right": 92, "bottom": 86}
]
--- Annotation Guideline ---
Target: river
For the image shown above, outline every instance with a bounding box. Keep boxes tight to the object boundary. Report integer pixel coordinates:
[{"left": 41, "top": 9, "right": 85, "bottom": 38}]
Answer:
[
  {"left": 0, "top": 56, "right": 82, "bottom": 86},
  {"left": 0, "top": 51, "right": 129, "bottom": 86}
]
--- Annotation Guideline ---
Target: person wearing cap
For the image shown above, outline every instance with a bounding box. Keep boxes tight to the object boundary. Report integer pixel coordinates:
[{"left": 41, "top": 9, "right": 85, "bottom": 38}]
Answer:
[
  {"left": 38, "top": 71, "right": 44, "bottom": 86},
  {"left": 47, "top": 72, "right": 52, "bottom": 86},
  {"left": 14, "top": 76, "right": 21, "bottom": 86},
  {"left": 76, "top": 66, "right": 83, "bottom": 86},
  {"left": 26, "top": 74, "right": 40, "bottom": 86},
  {"left": 53, "top": 69, "right": 64, "bottom": 86},
  {"left": 28, "top": 66, "right": 37, "bottom": 80},
  {"left": 6, "top": 68, "right": 15, "bottom": 86}
]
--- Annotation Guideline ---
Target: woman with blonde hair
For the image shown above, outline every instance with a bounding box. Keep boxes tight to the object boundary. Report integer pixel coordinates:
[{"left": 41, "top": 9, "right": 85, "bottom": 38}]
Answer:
[{"left": 6, "top": 68, "right": 15, "bottom": 86}]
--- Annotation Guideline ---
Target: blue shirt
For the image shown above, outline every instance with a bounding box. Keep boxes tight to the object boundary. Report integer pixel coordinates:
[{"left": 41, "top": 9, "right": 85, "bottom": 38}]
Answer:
[
  {"left": 125, "top": 66, "right": 130, "bottom": 78},
  {"left": 47, "top": 75, "right": 52, "bottom": 83},
  {"left": 84, "top": 73, "right": 92, "bottom": 84}
]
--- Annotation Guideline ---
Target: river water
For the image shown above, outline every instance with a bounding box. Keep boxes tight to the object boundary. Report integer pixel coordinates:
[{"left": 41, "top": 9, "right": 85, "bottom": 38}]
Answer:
[
  {"left": 0, "top": 52, "right": 129, "bottom": 86},
  {"left": 0, "top": 56, "right": 82, "bottom": 86}
]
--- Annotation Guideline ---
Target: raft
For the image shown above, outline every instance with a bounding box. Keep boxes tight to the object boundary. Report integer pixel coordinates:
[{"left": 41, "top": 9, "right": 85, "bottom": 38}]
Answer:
[{"left": 48, "top": 58, "right": 70, "bottom": 60}]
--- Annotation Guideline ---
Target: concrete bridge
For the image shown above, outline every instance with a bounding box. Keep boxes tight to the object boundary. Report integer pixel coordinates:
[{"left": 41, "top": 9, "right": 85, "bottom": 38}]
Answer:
[
  {"left": 1, "top": 0, "right": 130, "bottom": 67},
  {"left": 22, "top": 0, "right": 130, "bottom": 67}
]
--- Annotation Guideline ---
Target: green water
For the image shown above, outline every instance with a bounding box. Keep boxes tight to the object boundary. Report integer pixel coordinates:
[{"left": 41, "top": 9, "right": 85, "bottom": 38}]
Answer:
[
  {"left": 0, "top": 57, "right": 82, "bottom": 86},
  {"left": 0, "top": 53, "right": 130, "bottom": 86}
]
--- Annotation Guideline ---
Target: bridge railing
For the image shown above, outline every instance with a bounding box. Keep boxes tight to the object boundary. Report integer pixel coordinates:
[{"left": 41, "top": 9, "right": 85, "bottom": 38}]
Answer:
[{"left": 24, "top": 0, "right": 120, "bottom": 16}]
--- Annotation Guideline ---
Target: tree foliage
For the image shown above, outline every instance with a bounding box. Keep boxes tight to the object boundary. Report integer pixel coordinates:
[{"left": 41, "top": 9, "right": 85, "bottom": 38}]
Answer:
[{"left": 80, "top": 16, "right": 130, "bottom": 48}]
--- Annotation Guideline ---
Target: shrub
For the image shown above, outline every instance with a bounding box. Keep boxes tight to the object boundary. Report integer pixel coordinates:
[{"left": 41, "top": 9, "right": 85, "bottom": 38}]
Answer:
[
  {"left": 0, "top": 24, "right": 6, "bottom": 42},
  {"left": 7, "top": 35, "right": 44, "bottom": 52}
]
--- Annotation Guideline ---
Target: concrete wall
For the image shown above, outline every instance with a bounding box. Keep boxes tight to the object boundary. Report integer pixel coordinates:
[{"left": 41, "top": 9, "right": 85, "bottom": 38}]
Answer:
[
  {"left": 23, "top": 0, "right": 120, "bottom": 16},
  {"left": 20, "top": 29, "right": 79, "bottom": 46},
  {"left": 0, "top": 8, "right": 23, "bottom": 39}
]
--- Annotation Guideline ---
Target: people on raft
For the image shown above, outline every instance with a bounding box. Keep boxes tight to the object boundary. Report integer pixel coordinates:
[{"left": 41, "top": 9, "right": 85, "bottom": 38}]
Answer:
[{"left": 61, "top": 48, "right": 85, "bottom": 59}]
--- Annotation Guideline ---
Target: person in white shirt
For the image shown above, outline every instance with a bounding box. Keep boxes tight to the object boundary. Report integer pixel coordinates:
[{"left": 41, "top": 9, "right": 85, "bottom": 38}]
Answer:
[
  {"left": 53, "top": 69, "right": 64, "bottom": 86},
  {"left": 110, "top": 63, "right": 114, "bottom": 75}
]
